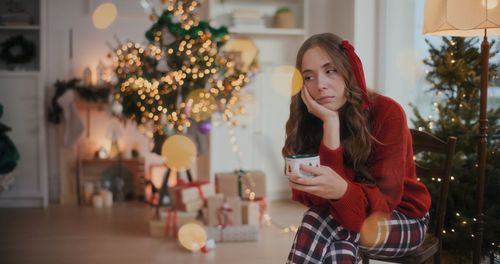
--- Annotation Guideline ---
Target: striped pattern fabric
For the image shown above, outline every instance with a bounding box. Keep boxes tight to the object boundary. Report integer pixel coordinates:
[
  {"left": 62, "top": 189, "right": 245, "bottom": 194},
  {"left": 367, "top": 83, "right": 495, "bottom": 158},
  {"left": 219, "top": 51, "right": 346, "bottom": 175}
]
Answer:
[{"left": 287, "top": 207, "right": 429, "bottom": 264}]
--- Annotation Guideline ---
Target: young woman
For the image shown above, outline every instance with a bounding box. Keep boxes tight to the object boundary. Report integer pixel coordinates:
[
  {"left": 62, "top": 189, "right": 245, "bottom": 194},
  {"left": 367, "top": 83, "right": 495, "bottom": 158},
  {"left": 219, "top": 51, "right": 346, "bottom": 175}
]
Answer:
[{"left": 283, "top": 33, "right": 431, "bottom": 263}]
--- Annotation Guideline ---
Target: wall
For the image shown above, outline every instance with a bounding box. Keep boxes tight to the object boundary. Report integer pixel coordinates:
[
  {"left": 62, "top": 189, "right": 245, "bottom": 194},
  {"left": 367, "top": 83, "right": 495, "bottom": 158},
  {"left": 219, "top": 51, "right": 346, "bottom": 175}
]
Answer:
[
  {"left": 45, "top": 0, "right": 171, "bottom": 202},
  {"left": 377, "top": 0, "right": 420, "bottom": 118},
  {"left": 44, "top": 0, "right": 428, "bottom": 203}
]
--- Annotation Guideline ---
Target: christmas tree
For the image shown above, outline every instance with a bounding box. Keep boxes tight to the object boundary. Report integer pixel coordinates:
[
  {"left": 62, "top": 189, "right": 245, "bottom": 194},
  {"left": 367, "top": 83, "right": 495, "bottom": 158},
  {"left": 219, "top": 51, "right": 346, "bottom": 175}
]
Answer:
[
  {"left": 109, "top": 0, "right": 256, "bottom": 148},
  {"left": 411, "top": 37, "right": 500, "bottom": 262}
]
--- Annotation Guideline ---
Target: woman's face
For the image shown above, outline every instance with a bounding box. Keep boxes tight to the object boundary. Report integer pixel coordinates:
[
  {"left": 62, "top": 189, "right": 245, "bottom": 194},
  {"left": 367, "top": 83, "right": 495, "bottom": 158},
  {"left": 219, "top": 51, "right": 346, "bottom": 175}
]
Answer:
[{"left": 301, "top": 46, "right": 347, "bottom": 111}]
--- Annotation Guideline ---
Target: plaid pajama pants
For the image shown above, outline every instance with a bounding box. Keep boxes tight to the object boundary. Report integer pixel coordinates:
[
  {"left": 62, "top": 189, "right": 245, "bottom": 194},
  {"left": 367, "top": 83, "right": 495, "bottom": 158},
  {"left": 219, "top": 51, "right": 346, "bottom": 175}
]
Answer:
[{"left": 287, "top": 206, "right": 429, "bottom": 264}]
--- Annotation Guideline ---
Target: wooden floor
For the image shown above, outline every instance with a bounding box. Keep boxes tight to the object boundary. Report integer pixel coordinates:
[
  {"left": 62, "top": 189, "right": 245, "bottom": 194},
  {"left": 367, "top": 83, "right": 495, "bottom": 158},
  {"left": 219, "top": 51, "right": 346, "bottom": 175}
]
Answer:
[{"left": 0, "top": 200, "right": 307, "bottom": 264}]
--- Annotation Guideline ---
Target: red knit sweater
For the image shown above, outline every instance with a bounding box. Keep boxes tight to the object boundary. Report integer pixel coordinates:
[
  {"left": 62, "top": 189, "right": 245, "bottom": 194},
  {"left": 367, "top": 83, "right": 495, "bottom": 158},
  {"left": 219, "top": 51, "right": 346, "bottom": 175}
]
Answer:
[{"left": 292, "top": 94, "right": 431, "bottom": 232}]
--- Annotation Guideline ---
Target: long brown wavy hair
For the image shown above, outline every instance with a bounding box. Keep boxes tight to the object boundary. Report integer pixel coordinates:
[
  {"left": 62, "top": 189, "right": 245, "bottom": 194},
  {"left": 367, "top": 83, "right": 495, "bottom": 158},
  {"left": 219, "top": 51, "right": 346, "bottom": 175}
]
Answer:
[{"left": 282, "top": 33, "right": 378, "bottom": 184}]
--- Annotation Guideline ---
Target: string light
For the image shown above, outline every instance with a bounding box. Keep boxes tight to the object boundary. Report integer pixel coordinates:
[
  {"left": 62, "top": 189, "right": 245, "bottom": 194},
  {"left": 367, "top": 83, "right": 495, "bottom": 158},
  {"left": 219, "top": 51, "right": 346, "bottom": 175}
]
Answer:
[
  {"left": 262, "top": 214, "right": 298, "bottom": 234},
  {"left": 108, "top": 0, "right": 255, "bottom": 136}
]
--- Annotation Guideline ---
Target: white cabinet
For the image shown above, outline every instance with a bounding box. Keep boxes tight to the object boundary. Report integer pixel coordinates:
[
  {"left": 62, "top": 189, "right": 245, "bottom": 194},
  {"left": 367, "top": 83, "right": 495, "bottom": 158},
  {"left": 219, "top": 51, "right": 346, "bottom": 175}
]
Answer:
[{"left": 0, "top": 0, "right": 47, "bottom": 207}]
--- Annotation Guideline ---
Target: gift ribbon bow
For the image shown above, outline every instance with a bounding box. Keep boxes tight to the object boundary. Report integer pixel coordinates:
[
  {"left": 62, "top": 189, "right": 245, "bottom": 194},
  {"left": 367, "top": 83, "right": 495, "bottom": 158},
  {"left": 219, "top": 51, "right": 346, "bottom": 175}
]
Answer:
[
  {"left": 217, "top": 202, "right": 233, "bottom": 227},
  {"left": 235, "top": 169, "right": 254, "bottom": 199},
  {"left": 176, "top": 179, "right": 208, "bottom": 201},
  {"left": 216, "top": 202, "right": 234, "bottom": 242}
]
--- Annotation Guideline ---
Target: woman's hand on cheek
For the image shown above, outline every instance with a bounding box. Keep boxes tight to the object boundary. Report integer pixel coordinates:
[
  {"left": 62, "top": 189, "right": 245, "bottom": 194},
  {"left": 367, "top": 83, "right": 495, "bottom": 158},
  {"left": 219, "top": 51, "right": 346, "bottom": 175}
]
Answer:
[
  {"left": 301, "top": 86, "right": 339, "bottom": 123},
  {"left": 288, "top": 164, "right": 347, "bottom": 200}
]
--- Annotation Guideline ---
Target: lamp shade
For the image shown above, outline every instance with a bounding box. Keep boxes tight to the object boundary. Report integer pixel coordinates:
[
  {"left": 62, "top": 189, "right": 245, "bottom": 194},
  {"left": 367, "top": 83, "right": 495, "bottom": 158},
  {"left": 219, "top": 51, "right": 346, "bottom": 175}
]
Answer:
[{"left": 423, "top": 0, "right": 500, "bottom": 36}]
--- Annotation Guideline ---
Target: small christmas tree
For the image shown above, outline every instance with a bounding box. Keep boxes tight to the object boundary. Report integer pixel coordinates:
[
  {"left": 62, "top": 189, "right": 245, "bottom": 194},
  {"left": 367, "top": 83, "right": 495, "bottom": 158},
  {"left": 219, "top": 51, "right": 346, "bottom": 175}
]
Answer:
[
  {"left": 109, "top": 0, "right": 255, "bottom": 145},
  {"left": 411, "top": 37, "right": 500, "bottom": 262}
]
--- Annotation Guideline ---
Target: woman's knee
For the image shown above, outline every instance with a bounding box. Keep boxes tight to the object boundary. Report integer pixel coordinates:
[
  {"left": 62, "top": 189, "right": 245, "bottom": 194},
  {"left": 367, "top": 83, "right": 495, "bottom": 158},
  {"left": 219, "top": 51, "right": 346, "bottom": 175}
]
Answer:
[
  {"left": 303, "top": 206, "right": 331, "bottom": 222},
  {"left": 301, "top": 206, "right": 359, "bottom": 242}
]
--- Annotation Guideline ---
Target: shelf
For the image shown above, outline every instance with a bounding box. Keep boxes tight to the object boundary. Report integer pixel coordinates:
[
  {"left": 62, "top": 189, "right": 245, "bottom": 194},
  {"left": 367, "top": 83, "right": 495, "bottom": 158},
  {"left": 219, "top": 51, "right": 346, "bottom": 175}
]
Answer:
[
  {"left": 228, "top": 27, "right": 305, "bottom": 36},
  {"left": 0, "top": 70, "right": 40, "bottom": 77},
  {"left": 0, "top": 25, "right": 40, "bottom": 30}
]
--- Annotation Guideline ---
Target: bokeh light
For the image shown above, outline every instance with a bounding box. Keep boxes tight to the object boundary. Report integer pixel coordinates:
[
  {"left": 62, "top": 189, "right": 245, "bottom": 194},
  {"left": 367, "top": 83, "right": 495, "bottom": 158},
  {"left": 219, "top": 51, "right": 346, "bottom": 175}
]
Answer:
[
  {"left": 271, "top": 65, "right": 303, "bottom": 97},
  {"left": 161, "top": 135, "right": 197, "bottom": 171},
  {"left": 231, "top": 91, "right": 257, "bottom": 126},
  {"left": 185, "top": 89, "right": 216, "bottom": 122},
  {"left": 92, "top": 3, "right": 117, "bottom": 29},
  {"left": 360, "top": 212, "right": 391, "bottom": 247},
  {"left": 177, "top": 223, "right": 207, "bottom": 252}
]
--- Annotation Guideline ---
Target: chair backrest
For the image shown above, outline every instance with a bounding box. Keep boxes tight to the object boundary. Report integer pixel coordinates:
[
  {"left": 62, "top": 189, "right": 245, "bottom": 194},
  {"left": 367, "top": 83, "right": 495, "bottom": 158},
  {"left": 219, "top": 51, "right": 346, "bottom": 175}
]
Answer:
[{"left": 410, "top": 129, "right": 457, "bottom": 239}]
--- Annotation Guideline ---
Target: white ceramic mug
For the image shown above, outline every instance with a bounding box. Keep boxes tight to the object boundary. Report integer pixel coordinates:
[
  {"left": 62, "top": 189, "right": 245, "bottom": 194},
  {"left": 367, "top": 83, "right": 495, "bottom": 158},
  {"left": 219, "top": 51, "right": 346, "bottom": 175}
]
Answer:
[{"left": 285, "top": 154, "right": 320, "bottom": 178}]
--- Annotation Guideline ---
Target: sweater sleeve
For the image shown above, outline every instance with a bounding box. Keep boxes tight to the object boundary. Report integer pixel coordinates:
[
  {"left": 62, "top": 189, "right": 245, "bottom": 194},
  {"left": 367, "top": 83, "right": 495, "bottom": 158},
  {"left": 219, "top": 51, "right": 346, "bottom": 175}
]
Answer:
[
  {"left": 324, "top": 106, "right": 409, "bottom": 232},
  {"left": 291, "top": 144, "right": 344, "bottom": 207}
]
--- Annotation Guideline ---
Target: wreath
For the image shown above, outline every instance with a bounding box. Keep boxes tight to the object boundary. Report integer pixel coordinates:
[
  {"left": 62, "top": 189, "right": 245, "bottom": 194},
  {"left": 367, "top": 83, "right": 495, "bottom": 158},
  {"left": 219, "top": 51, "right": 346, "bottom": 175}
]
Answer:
[{"left": 0, "top": 35, "right": 36, "bottom": 65}]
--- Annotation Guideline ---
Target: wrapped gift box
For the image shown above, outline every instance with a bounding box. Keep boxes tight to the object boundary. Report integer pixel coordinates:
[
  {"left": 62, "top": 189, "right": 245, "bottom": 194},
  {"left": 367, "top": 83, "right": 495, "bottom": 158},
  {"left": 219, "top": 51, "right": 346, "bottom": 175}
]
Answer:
[
  {"left": 206, "top": 194, "right": 242, "bottom": 226},
  {"left": 205, "top": 225, "right": 260, "bottom": 242},
  {"left": 206, "top": 194, "right": 224, "bottom": 226},
  {"left": 242, "top": 201, "right": 260, "bottom": 226},
  {"left": 171, "top": 182, "right": 215, "bottom": 205},
  {"left": 226, "top": 196, "right": 242, "bottom": 225},
  {"left": 215, "top": 170, "right": 266, "bottom": 200},
  {"left": 175, "top": 199, "right": 204, "bottom": 212}
]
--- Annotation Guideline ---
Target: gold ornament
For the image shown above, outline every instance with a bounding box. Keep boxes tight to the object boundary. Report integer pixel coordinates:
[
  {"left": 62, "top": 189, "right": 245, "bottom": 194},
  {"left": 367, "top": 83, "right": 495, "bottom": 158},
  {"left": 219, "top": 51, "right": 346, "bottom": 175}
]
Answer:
[
  {"left": 161, "top": 134, "right": 197, "bottom": 171},
  {"left": 178, "top": 223, "right": 207, "bottom": 252},
  {"left": 223, "top": 37, "right": 259, "bottom": 72},
  {"left": 185, "top": 89, "right": 216, "bottom": 121}
]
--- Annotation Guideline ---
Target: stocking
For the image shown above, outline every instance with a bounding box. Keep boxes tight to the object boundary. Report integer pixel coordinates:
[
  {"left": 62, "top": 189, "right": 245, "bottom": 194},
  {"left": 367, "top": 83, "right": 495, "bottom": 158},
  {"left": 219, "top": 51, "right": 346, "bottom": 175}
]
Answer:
[{"left": 57, "top": 90, "right": 85, "bottom": 147}]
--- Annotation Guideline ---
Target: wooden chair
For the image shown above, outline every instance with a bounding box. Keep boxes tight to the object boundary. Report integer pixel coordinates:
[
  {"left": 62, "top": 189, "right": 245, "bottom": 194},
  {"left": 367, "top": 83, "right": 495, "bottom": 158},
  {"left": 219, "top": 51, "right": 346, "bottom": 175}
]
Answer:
[{"left": 361, "top": 129, "right": 457, "bottom": 264}]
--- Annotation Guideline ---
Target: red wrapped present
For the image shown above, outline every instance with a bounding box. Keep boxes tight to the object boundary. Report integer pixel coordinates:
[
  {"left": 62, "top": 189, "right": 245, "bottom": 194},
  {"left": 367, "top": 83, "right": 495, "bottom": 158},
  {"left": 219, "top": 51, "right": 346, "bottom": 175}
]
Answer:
[
  {"left": 171, "top": 181, "right": 215, "bottom": 204},
  {"left": 170, "top": 180, "right": 215, "bottom": 212},
  {"left": 206, "top": 194, "right": 242, "bottom": 226}
]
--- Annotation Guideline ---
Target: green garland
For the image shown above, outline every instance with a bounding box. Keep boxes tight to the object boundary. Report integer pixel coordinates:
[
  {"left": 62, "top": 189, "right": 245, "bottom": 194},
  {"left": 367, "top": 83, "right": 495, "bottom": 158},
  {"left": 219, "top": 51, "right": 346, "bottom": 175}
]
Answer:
[
  {"left": 0, "top": 35, "right": 35, "bottom": 65},
  {"left": 145, "top": 11, "right": 228, "bottom": 46},
  {"left": 48, "top": 78, "right": 111, "bottom": 124}
]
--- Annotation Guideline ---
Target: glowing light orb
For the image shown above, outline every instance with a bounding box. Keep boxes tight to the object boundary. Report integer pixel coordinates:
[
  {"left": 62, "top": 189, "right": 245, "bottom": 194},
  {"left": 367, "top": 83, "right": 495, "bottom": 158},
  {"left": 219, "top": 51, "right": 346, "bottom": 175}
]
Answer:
[
  {"left": 161, "top": 135, "right": 197, "bottom": 171},
  {"left": 92, "top": 3, "right": 117, "bottom": 29},
  {"left": 271, "top": 65, "right": 303, "bottom": 97}
]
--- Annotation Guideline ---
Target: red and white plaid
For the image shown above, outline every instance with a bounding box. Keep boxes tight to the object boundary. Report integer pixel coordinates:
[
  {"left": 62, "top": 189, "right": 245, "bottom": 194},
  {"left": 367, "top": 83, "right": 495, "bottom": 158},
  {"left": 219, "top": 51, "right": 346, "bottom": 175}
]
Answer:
[{"left": 287, "top": 206, "right": 429, "bottom": 264}]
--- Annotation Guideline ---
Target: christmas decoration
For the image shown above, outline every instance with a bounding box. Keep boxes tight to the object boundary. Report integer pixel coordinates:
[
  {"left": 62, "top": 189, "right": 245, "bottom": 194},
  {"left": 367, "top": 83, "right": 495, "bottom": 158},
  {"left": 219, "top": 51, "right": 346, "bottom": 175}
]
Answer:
[
  {"left": 204, "top": 225, "right": 260, "bottom": 242},
  {"left": 0, "top": 35, "right": 35, "bottom": 66},
  {"left": 109, "top": 0, "right": 257, "bottom": 141},
  {"left": 411, "top": 37, "right": 500, "bottom": 261},
  {"left": 161, "top": 134, "right": 197, "bottom": 171},
  {"left": 47, "top": 78, "right": 111, "bottom": 124},
  {"left": 106, "top": 121, "right": 122, "bottom": 158},
  {"left": 222, "top": 37, "right": 259, "bottom": 72},
  {"left": 215, "top": 170, "right": 266, "bottom": 200},
  {"left": 0, "top": 104, "right": 19, "bottom": 192},
  {"left": 178, "top": 223, "right": 207, "bottom": 252},
  {"left": 57, "top": 90, "right": 85, "bottom": 147},
  {"left": 198, "top": 120, "right": 211, "bottom": 134}
]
